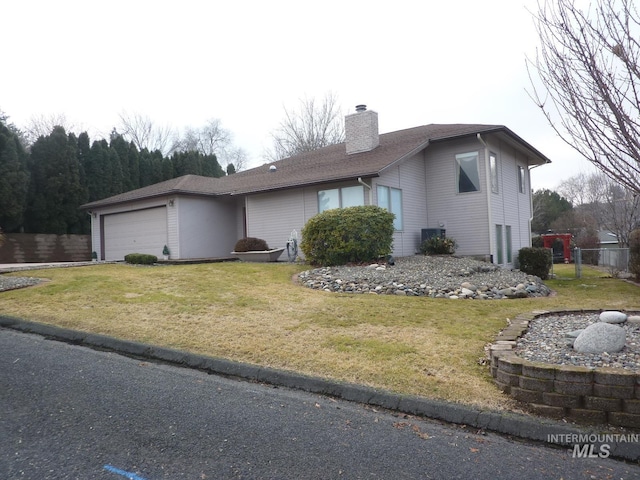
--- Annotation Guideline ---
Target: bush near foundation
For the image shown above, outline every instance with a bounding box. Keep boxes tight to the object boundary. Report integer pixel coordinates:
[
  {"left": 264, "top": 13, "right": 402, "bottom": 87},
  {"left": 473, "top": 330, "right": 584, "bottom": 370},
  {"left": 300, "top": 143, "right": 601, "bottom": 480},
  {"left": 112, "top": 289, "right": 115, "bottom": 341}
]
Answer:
[
  {"left": 301, "top": 206, "right": 394, "bottom": 266},
  {"left": 234, "top": 237, "right": 270, "bottom": 252},
  {"left": 124, "top": 253, "right": 158, "bottom": 265},
  {"left": 419, "top": 236, "right": 457, "bottom": 255},
  {"left": 517, "top": 247, "right": 552, "bottom": 280}
]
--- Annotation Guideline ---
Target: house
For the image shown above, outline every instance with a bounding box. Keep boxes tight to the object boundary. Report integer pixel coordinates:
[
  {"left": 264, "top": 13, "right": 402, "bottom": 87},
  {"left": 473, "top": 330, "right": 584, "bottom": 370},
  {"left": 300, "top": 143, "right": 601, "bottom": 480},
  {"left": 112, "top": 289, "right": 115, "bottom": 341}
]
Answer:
[{"left": 82, "top": 106, "right": 550, "bottom": 265}]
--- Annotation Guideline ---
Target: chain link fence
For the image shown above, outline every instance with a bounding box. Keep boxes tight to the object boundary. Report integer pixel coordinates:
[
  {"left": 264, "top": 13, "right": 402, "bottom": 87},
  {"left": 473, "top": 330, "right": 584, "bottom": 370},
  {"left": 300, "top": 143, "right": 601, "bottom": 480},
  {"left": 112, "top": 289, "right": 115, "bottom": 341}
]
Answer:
[{"left": 574, "top": 247, "right": 629, "bottom": 278}]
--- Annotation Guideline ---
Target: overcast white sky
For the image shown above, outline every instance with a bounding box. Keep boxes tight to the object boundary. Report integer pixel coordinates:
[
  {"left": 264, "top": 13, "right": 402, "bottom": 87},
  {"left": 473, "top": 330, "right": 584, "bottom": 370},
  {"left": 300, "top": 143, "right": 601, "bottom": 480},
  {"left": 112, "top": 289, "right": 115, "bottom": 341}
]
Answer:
[{"left": 2, "top": 0, "right": 597, "bottom": 190}]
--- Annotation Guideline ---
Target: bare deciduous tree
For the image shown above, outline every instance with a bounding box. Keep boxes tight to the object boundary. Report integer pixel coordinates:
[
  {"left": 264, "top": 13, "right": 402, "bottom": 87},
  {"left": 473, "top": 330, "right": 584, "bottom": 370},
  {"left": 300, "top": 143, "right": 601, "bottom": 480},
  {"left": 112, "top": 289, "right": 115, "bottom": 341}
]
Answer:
[
  {"left": 23, "top": 113, "right": 79, "bottom": 145},
  {"left": 558, "top": 172, "right": 640, "bottom": 246},
  {"left": 528, "top": 0, "right": 640, "bottom": 194},
  {"left": 265, "top": 93, "right": 345, "bottom": 161},
  {"left": 175, "top": 118, "right": 247, "bottom": 172},
  {"left": 117, "top": 111, "right": 178, "bottom": 156}
]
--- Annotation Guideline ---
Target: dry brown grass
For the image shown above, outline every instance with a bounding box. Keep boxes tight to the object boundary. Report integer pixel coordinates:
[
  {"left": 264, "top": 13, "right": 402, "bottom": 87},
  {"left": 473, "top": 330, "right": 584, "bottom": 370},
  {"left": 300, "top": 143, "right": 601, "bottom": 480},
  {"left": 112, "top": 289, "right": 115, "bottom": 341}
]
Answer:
[{"left": 1, "top": 261, "right": 638, "bottom": 411}]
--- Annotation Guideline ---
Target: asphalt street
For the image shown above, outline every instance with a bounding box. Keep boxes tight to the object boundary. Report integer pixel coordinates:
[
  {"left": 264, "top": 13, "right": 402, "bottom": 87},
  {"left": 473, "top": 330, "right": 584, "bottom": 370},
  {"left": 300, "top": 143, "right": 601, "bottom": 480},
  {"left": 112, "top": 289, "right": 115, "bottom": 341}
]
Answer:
[{"left": 1, "top": 328, "right": 639, "bottom": 480}]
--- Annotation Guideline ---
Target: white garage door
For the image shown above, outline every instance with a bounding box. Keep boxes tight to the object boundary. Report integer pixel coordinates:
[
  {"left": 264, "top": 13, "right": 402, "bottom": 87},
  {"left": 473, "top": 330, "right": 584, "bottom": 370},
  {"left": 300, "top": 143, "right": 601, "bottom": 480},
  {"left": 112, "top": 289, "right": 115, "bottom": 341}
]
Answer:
[{"left": 104, "top": 207, "right": 168, "bottom": 260}]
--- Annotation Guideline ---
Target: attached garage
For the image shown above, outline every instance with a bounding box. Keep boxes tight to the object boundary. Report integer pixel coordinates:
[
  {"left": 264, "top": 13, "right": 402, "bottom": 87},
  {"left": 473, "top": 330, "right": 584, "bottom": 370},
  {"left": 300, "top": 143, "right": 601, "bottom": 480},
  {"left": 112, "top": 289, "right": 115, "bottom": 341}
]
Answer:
[{"left": 102, "top": 206, "right": 168, "bottom": 260}]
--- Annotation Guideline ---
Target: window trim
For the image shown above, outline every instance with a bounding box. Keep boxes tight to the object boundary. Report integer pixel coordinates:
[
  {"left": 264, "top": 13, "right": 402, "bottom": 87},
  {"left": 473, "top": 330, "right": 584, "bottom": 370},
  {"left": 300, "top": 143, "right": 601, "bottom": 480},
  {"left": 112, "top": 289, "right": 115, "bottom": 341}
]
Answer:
[
  {"left": 518, "top": 165, "right": 526, "bottom": 194},
  {"left": 496, "top": 224, "right": 504, "bottom": 265},
  {"left": 377, "top": 184, "right": 403, "bottom": 231},
  {"left": 317, "top": 185, "right": 365, "bottom": 213},
  {"left": 490, "top": 152, "right": 498, "bottom": 194},
  {"left": 455, "top": 151, "right": 481, "bottom": 194}
]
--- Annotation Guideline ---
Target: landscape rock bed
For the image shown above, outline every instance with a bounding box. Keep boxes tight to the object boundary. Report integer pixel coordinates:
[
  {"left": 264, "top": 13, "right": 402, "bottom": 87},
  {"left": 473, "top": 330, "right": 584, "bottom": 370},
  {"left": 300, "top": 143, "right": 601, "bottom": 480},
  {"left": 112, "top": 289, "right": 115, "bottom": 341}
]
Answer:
[
  {"left": 0, "top": 276, "right": 42, "bottom": 292},
  {"left": 298, "top": 255, "right": 551, "bottom": 299},
  {"left": 490, "top": 310, "right": 640, "bottom": 427},
  {"left": 516, "top": 313, "right": 640, "bottom": 371}
]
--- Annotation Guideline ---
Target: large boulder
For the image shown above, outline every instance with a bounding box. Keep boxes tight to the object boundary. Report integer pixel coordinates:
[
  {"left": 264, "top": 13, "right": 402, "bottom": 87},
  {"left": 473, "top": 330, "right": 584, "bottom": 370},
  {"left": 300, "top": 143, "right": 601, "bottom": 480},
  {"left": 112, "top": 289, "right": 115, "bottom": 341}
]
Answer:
[
  {"left": 573, "top": 322, "right": 626, "bottom": 354},
  {"left": 599, "top": 311, "right": 628, "bottom": 324}
]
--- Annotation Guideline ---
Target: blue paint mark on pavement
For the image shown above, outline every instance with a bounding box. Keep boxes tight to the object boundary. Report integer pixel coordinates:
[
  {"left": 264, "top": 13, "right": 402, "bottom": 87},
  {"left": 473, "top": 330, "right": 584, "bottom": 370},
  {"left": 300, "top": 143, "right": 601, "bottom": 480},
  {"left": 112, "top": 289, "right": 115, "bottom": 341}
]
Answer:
[{"left": 103, "top": 464, "right": 148, "bottom": 480}]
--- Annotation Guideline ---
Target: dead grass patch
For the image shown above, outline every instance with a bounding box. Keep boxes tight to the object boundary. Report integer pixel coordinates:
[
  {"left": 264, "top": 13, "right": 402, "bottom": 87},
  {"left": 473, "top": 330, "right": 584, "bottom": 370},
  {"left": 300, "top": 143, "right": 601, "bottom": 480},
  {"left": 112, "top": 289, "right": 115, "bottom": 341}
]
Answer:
[{"left": 0, "top": 262, "right": 638, "bottom": 411}]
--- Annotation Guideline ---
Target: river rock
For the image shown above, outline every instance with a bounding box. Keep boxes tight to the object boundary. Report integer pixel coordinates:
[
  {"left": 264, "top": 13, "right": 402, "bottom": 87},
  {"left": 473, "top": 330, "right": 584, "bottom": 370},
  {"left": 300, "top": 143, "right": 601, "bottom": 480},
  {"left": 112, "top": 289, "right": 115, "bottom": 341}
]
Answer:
[
  {"left": 573, "top": 322, "right": 626, "bottom": 354},
  {"left": 627, "top": 315, "right": 640, "bottom": 325},
  {"left": 599, "top": 311, "right": 628, "bottom": 324}
]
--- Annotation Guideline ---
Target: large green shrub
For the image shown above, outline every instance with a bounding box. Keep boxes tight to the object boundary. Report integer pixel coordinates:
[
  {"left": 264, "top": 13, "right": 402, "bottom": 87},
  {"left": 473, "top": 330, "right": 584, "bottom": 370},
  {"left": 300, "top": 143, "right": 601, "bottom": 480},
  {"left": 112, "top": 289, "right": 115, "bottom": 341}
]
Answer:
[
  {"left": 419, "top": 236, "right": 457, "bottom": 255},
  {"left": 630, "top": 229, "right": 640, "bottom": 282},
  {"left": 124, "top": 253, "right": 158, "bottom": 265},
  {"left": 234, "top": 237, "right": 270, "bottom": 252},
  {"left": 300, "top": 206, "right": 394, "bottom": 266},
  {"left": 517, "top": 247, "right": 552, "bottom": 280}
]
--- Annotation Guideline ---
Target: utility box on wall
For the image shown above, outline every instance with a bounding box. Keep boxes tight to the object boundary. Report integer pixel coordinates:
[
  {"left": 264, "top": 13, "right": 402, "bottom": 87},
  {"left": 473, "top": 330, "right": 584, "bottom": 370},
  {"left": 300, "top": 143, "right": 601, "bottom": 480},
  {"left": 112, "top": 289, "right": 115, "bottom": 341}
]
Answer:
[{"left": 421, "top": 228, "right": 446, "bottom": 243}]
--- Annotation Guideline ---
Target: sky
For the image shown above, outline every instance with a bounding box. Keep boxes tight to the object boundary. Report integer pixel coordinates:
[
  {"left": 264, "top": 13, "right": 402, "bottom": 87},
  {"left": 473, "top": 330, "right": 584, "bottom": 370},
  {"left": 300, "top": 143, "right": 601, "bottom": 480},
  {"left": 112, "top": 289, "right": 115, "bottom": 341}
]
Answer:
[{"left": 2, "top": 0, "right": 598, "bottom": 191}]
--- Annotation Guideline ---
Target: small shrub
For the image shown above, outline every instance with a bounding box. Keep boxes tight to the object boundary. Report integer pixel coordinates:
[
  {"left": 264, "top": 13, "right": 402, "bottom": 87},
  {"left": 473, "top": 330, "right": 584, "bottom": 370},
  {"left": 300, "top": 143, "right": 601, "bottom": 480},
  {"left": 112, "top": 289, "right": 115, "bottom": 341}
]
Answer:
[
  {"left": 517, "top": 247, "right": 552, "bottom": 280},
  {"left": 630, "top": 229, "right": 640, "bottom": 282},
  {"left": 419, "top": 236, "right": 457, "bottom": 255},
  {"left": 301, "top": 205, "right": 394, "bottom": 266},
  {"left": 124, "top": 253, "right": 158, "bottom": 265},
  {"left": 234, "top": 237, "right": 270, "bottom": 252}
]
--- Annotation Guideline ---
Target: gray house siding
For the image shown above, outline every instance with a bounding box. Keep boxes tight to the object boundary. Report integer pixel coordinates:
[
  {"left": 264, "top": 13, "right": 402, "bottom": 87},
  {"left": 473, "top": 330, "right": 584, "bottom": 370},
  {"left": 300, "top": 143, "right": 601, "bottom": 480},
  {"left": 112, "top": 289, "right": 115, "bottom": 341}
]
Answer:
[
  {"left": 176, "top": 196, "right": 237, "bottom": 259},
  {"left": 424, "top": 139, "right": 490, "bottom": 258},
  {"left": 246, "top": 189, "right": 307, "bottom": 255},
  {"left": 484, "top": 137, "right": 534, "bottom": 265},
  {"left": 374, "top": 152, "right": 427, "bottom": 257}
]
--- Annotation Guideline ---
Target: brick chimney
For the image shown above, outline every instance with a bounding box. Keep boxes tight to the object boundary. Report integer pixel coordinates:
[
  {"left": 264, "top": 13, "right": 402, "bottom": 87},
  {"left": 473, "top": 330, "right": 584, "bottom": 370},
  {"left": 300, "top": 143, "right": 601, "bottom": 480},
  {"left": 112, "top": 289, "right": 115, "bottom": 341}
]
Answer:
[{"left": 345, "top": 104, "right": 379, "bottom": 155}]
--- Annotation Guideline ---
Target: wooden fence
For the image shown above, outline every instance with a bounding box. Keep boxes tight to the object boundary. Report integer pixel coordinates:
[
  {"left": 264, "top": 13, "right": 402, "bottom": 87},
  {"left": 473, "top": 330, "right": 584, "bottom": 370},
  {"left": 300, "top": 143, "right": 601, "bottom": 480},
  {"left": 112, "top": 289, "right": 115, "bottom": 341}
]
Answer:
[{"left": 0, "top": 234, "right": 91, "bottom": 263}]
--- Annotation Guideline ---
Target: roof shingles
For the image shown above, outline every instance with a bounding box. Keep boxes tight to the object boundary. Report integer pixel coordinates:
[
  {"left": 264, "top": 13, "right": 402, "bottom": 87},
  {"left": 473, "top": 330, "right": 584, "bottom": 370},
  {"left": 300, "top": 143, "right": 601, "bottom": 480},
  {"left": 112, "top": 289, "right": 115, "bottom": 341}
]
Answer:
[{"left": 82, "top": 123, "right": 549, "bottom": 209}]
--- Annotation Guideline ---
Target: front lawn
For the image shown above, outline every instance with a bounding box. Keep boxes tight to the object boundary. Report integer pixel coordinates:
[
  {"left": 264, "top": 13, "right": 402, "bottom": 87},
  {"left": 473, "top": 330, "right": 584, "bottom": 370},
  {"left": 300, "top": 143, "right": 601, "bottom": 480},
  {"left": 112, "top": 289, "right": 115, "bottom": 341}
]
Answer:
[{"left": 0, "top": 262, "right": 638, "bottom": 411}]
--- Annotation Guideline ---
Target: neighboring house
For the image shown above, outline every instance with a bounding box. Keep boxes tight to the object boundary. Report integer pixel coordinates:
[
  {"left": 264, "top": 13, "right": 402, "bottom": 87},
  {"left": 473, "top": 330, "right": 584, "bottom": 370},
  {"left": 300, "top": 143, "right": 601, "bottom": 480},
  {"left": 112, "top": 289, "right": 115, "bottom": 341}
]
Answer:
[
  {"left": 598, "top": 230, "right": 620, "bottom": 249},
  {"left": 82, "top": 106, "right": 550, "bottom": 265}
]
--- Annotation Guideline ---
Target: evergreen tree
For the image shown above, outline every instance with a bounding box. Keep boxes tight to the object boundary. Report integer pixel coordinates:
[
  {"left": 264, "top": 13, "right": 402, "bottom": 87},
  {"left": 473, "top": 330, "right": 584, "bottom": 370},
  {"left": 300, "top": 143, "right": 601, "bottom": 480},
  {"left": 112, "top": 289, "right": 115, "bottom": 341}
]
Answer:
[
  {"left": 84, "top": 139, "right": 111, "bottom": 201},
  {"left": 25, "top": 126, "right": 84, "bottom": 234},
  {"left": 531, "top": 189, "right": 573, "bottom": 234},
  {"left": 0, "top": 117, "right": 29, "bottom": 232},
  {"left": 202, "top": 153, "right": 224, "bottom": 177}
]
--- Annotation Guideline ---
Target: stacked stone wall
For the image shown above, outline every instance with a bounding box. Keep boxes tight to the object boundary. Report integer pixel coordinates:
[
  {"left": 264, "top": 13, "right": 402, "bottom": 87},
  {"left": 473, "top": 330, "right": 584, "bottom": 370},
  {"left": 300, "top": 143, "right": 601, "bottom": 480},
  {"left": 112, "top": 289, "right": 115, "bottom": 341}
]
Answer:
[{"left": 490, "top": 310, "right": 640, "bottom": 428}]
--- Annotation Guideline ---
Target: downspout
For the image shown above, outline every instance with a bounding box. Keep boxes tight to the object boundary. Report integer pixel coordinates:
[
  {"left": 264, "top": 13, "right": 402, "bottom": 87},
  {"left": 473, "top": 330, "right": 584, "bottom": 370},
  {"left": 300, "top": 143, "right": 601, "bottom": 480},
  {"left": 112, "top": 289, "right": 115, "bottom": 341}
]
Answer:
[
  {"left": 358, "top": 177, "right": 373, "bottom": 205},
  {"left": 477, "top": 133, "right": 493, "bottom": 263}
]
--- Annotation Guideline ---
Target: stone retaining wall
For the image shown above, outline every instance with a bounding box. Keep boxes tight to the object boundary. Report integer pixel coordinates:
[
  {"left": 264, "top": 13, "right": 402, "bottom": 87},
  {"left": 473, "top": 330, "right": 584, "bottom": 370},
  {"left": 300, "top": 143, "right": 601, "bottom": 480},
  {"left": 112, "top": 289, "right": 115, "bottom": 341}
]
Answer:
[{"left": 490, "top": 310, "right": 640, "bottom": 428}]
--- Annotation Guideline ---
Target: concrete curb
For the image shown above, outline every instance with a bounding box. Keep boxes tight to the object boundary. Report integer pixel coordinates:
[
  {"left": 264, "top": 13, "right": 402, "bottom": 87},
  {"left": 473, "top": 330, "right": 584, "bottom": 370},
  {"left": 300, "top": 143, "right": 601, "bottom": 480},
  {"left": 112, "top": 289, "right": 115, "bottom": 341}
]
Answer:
[{"left": 1, "top": 315, "right": 638, "bottom": 462}]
